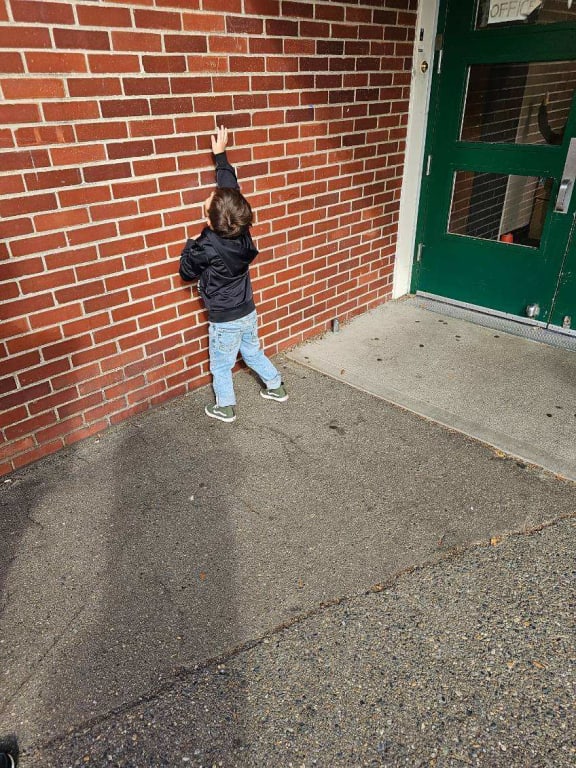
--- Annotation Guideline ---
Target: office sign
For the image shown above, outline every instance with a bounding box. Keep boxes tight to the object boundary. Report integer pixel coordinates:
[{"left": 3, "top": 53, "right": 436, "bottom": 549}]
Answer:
[{"left": 488, "top": 0, "right": 543, "bottom": 23}]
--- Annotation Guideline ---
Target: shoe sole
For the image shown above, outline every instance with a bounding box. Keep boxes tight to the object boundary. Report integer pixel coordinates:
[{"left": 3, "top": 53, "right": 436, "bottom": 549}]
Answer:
[
  {"left": 260, "top": 390, "right": 289, "bottom": 402},
  {"left": 204, "top": 406, "right": 236, "bottom": 422}
]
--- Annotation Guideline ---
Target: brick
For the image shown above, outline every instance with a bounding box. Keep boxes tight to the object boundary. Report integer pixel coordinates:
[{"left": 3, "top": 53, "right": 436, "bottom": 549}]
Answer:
[
  {"left": 10, "top": 439, "right": 64, "bottom": 470},
  {"left": 226, "top": 16, "right": 263, "bottom": 34},
  {"left": 165, "top": 34, "right": 207, "bottom": 53},
  {"left": 61, "top": 313, "right": 110, "bottom": 340},
  {"left": 75, "top": 121, "right": 128, "bottom": 142},
  {"left": 10, "top": 231, "right": 67, "bottom": 258},
  {"left": 57, "top": 391, "right": 103, "bottom": 420},
  {"left": 249, "top": 38, "right": 280, "bottom": 54},
  {"left": 52, "top": 364, "right": 100, "bottom": 393},
  {"left": 2, "top": 349, "right": 41, "bottom": 376},
  {"left": 105, "top": 374, "right": 145, "bottom": 401},
  {"left": 5, "top": 410, "right": 56, "bottom": 441},
  {"left": 90, "top": 200, "right": 138, "bottom": 223},
  {"left": 169, "top": 75, "right": 212, "bottom": 94},
  {"left": 0, "top": 52, "right": 24, "bottom": 73},
  {"left": 285, "top": 39, "right": 315, "bottom": 55},
  {"left": 0, "top": 405, "right": 27, "bottom": 430},
  {"left": 24, "top": 168, "right": 81, "bottom": 192},
  {"left": 54, "top": 279, "right": 106, "bottom": 305},
  {"left": 63, "top": 421, "right": 108, "bottom": 445},
  {"left": 0, "top": 437, "right": 34, "bottom": 464},
  {"left": 193, "top": 94, "right": 232, "bottom": 113},
  {"left": 43, "top": 99, "right": 100, "bottom": 122},
  {"left": 282, "top": 1, "right": 314, "bottom": 18},
  {"left": 2, "top": 77, "right": 65, "bottom": 99},
  {"left": 244, "top": 0, "right": 279, "bottom": 13},
  {"left": 208, "top": 36, "right": 247, "bottom": 54},
  {"left": 26, "top": 304, "right": 82, "bottom": 332},
  {"left": 42, "top": 333, "right": 91, "bottom": 362},
  {"left": 0, "top": 26, "right": 51, "bottom": 49},
  {"left": 251, "top": 75, "right": 284, "bottom": 91},
  {"left": 266, "top": 19, "right": 299, "bottom": 36},
  {"left": 123, "top": 77, "right": 171, "bottom": 96},
  {"left": 135, "top": 9, "right": 182, "bottom": 30},
  {"left": 0, "top": 103, "right": 41, "bottom": 124},
  {"left": 203, "top": 0, "right": 241, "bottom": 9},
  {"left": 130, "top": 117, "right": 174, "bottom": 138},
  {"left": 18, "top": 358, "right": 71, "bottom": 388},
  {"left": 67, "top": 222, "right": 117, "bottom": 247},
  {"left": 77, "top": 4, "right": 132, "bottom": 27},
  {"left": 11, "top": 0, "right": 74, "bottom": 24},
  {"left": 111, "top": 31, "right": 163, "bottom": 53},
  {"left": 0, "top": 381, "right": 50, "bottom": 412},
  {"left": 182, "top": 13, "right": 225, "bottom": 32},
  {"left": 19, "top": 266, "right": 76, "bottom": 294},
  {"left": 109, "top": 401, "right": 149, "bottom": 423},
  {"left": 150, "top": 96, "right": 194, "bottom": 115},
  {"left": 0, "top": 192, "right": 56, "bottom": 218},
  {"left": 50, "top": 143, "right": 107, "bottom": 167},
  {"left": 26, "top": 51, "right": 87, "bottom": 73},
  {"left": 68, "top": 77, "right": 122, "bottom": 97},
  {"left": 89, "top": 54, "right": 140, "bottom": 74},
  {"left": 126, "top": 380, "right": 166, "bottom": 406},
  {"left": 184, "top": 55, "right": 228, "bottom": 73},
  {"left": 54, "top": 28, "right": 110, "bottom": 51},
  {"left": 84, "top": 290, "right": 130, "bottom": 314},
  {"left": 134, "top": 156, "right": 177, "bottom": 176},
  {"left": 83, "top": 162, "right": 132, "bottom": 184},
  {"left": 0, "top": 175, "right": 24, "bottom": 198},
  {"left": 71, "top": 340, "right": 117, "bottom": 367},
  {"left": 107, "top": 139, "right": 154, "bottom": 160},
  {"left": 78, "top": 370, "right": 124, "bottom": 396},
  {"left": 15, "top": 125, "right": 75, "bottom": 146},
  {"left": 143, "top": 54, "right": 187, "bottom": 73},
  {"left": 101, "top": 99, "right": 151, "bottom": 118},
  {"left": 34, "top": 415, "right": 84, "bottom": 444}
]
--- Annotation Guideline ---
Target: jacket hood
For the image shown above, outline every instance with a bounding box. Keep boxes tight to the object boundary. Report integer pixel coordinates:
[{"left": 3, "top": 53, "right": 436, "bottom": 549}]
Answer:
[{"left": 203, "top": 227, "right": 258, "bottom": 276}]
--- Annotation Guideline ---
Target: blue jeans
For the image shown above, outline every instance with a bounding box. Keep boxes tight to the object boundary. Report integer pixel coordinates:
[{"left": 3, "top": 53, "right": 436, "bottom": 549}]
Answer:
[{"left": 208, "top": 310, "right": 281, "bottom": 407}]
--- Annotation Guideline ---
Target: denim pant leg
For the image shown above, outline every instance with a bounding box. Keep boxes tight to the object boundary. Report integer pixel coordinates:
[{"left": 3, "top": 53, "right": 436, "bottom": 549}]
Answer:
[
  {"left": 208, "top": 322, "right": 242, "bottom": 406},
  {"left": 239, "top": 311, "right": 282, "bottom": 390}
]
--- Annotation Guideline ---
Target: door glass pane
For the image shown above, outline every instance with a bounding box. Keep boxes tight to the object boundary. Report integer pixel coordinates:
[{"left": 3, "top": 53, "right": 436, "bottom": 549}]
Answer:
[
  {"left": 477, "top": 0, "right": 576, "bottom": 28},
  {"left": 449, "top": 170, "right": 553, "bottom": 247},
  {"left": 461, "top": 61, "right": 575, "bottom": 144}
]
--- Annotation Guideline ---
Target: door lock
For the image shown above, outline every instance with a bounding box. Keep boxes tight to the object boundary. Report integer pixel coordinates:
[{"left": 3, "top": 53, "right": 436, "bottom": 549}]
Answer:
[
  {"left": 525, "top": 303, "right": 540, "bottom": 318},
  {"left": 420, "top": 61, "right": 429, "bottom": 73}
]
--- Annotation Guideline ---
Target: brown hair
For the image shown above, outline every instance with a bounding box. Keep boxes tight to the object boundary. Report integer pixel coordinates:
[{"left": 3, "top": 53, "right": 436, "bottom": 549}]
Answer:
[{"left": 208, "top": 188, "right": 253, "bottom": 238}]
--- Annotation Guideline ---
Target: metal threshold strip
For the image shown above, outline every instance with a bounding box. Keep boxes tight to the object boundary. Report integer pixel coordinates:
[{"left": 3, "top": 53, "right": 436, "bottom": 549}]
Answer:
[{"left": 414, "top": 292, "right": 576, "bottom": 353}]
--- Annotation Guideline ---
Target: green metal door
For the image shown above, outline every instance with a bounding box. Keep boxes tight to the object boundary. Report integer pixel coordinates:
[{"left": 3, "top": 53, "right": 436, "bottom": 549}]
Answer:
[{"left": 413, "top": 0, "right": 576, "bottom": 332}]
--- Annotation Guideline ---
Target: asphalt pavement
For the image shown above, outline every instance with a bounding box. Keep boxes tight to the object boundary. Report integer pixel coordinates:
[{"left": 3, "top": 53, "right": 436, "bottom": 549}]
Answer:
[{"left": 1, "top": 314, "right": 575, "bottom": 766}]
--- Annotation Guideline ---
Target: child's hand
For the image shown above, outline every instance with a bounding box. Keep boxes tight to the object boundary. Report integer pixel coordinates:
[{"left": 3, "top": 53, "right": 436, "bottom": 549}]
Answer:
[{"left": 211, "top": 125, "right": 229, "bottom": 154}]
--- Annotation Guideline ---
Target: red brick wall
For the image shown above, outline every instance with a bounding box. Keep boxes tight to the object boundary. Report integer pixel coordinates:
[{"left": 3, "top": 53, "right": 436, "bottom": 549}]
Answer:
[{"left": 0, "top": 0, "right": 417, "bottom": 475}]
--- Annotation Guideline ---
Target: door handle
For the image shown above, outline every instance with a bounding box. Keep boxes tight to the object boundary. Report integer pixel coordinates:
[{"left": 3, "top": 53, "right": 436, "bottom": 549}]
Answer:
[
  {"left": 555, "top": 179, "right": 572, "bottom": 213},
  {"left": 554, "top": 138, "right": 576, "bottom": 214}
]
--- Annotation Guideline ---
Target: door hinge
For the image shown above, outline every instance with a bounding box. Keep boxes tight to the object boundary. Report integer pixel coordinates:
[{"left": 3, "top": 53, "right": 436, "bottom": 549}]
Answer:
[
  {"left": 416, "top": 242, "right": 424, "bottom": 262},
  {"left": 426, "top": 154, "right": 432, "bottom": 176}
]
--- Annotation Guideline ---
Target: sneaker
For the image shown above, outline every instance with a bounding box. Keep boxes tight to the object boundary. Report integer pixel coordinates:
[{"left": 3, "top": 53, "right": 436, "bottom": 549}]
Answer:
[
  {"left": 0, "top": 736, "right": 18, "bottom": 768},
  {"left": 205, "top": 404, "right": 236, "bottom": 423},
  {"left": 260, "top": 384, "right": 288, "bottom": 402}
]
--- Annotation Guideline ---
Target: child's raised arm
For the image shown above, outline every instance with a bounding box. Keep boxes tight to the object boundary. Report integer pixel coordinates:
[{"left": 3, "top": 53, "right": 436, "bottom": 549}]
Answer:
[{"left": 211, "top": 124, "right": 239, "bottom": 190}]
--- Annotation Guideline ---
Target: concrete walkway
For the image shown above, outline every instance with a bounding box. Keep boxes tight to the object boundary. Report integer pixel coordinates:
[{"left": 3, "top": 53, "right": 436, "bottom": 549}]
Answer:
[
  {"left": 288, "top": 298, "right": 576, "bottom": 481},
  {"left": 1, "top": 301, "right": 575, "bottom": 766}
]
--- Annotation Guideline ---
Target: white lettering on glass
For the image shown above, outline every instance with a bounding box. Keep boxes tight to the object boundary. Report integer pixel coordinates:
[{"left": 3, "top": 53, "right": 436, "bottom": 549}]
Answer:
[{"left": 488, "top": 0, "right": 543, "bottom": 23}]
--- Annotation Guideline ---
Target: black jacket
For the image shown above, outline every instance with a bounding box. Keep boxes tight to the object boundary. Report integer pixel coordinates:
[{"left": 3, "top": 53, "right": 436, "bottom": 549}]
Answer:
[{"left": 179, "top": 152, "right": 258, "bottom": 323}]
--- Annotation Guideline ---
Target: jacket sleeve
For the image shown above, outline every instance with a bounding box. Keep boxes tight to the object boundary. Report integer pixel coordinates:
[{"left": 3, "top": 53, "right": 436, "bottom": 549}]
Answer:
[
  {"left": 214, "top": 151, "right": 240, "bottom": 190},
  {"left": 179, "top": 237, "right": 211, "bottom": 281}
]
